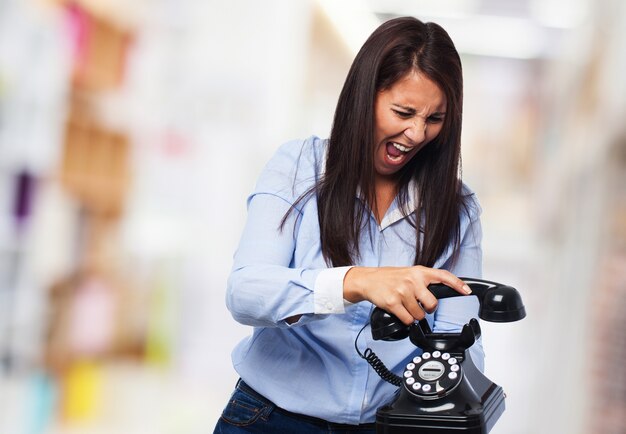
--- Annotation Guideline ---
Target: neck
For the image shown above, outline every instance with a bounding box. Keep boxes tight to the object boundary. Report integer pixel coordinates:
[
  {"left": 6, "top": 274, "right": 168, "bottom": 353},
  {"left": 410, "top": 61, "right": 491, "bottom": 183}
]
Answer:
[{"left": 372, "top": 175, "right": 399, "bottom": 224}]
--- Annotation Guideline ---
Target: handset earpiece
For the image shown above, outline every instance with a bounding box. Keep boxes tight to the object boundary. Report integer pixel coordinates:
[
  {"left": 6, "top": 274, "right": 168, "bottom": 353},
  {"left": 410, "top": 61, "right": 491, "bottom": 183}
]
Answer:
[
  {"left": 477, "top": 283, "right": 526, "bottom": 322},
  {"left": 429, "top": 279, "right": 526, "bottom": 322}
]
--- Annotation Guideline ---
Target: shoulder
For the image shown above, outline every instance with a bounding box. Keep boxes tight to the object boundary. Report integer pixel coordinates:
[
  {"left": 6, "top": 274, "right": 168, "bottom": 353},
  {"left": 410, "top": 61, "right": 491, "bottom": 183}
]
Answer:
[
  {"left": 460, "top": 182, "right": 482, "bottom": 222},
  {"left": 253, "top": 135, "right": 326, "bottom": 203}
]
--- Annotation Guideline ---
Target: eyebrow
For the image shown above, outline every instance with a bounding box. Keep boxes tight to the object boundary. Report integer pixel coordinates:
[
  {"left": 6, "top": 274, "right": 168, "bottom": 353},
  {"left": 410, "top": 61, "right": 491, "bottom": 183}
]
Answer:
[{"left": 392, "top": 104, "right": 446, "bottom": 116}]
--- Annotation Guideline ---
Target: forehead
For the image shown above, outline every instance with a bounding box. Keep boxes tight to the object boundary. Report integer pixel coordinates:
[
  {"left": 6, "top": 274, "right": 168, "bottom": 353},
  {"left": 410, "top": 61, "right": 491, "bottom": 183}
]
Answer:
[{"left": 379, "top": 71, "right": 446, "bottom": 110}]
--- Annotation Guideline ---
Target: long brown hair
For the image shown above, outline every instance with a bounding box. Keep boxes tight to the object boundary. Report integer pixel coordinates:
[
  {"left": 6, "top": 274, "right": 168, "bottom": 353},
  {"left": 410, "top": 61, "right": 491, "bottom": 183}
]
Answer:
[{"left": 288, "top": 17, "right": 470, "bottom": 267}]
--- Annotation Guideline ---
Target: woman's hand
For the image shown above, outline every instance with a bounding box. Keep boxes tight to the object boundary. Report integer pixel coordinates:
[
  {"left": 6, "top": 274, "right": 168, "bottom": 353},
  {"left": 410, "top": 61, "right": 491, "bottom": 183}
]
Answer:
[{"left": 343, "top": 266, "right": 472, "bottom": 325}]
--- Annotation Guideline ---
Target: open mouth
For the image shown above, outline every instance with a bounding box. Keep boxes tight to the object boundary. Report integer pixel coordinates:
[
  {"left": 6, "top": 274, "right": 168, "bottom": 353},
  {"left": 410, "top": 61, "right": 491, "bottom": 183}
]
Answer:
[{"left": 386, "top": 141, "right": 413, "bottom": 162}]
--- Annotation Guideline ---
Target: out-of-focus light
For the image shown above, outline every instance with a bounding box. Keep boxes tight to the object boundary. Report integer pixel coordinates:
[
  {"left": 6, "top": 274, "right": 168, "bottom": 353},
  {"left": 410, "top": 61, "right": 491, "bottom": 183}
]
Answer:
[
  {"left": 366, "top": 0, "right": 479, "bottom": 20},
  {"left": 435, "top": 15, "right": 549, "bottom": 59},
  {"left": 316, "top": 0, "right": 559, "bottom": 60},
  {"left": 316, "top": 0, "right": 380, "bottom": 55},
  {"left": 530, "top": 0, "right": 589, "bottom": 29}
]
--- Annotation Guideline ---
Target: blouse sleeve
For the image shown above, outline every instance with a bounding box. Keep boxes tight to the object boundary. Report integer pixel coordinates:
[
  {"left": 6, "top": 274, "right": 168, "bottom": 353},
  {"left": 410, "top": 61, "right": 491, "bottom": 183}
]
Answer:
[{"left": 225, "top": 138, "right": 352, "bottom": 328}]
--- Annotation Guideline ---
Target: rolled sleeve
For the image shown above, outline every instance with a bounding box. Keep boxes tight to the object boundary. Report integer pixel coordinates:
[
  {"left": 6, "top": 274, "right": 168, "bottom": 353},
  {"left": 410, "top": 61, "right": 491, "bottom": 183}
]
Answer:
[{"left": 313, "top": 266, "right": 354, "bottom": 314}]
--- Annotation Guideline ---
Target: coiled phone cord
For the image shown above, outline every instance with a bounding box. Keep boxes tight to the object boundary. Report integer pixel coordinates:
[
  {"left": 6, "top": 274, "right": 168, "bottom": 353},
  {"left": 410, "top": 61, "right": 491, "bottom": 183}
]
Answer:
[{"left": 355, "top": 322, "right": 402, "bottom": 387}]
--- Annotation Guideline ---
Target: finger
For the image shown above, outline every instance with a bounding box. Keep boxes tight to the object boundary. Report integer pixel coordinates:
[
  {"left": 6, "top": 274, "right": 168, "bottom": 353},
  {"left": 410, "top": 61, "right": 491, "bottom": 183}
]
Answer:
[
  {"left": 416, "top": 285, "right": 438, "bottom": 313},
  {"left": 403, "top": 296, "right": 426, "bottom": 322},
  {"left": 428, "top": 268, "right": 472, "bottom": 295},
  {"left": 391, "top": 305, "right": 418, "bottom": 326}
]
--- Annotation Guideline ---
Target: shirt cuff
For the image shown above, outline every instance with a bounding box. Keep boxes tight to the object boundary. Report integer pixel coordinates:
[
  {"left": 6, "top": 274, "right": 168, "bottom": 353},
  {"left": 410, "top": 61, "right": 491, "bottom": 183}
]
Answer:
[{"left": 313, "top": 266, "right": 354, "bottom": 314}]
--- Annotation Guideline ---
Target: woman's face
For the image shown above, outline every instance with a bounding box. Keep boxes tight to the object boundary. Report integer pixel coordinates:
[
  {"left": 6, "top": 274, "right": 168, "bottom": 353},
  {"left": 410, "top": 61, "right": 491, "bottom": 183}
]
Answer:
[{"left": 373, "top": 70, "right": 447, "bottom": 180}]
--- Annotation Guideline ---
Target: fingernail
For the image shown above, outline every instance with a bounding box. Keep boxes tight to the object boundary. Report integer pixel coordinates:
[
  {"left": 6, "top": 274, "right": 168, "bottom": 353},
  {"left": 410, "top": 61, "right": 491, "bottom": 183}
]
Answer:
[{"left": 463, "top": 285, "right": 472, "bottom": 294}]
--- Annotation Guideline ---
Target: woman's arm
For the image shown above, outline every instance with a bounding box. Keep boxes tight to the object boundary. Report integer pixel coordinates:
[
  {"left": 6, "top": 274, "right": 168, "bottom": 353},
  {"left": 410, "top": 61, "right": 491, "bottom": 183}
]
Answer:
[
  {"left": 227, "top": 189, "right": 472, "bottom": 329},
  {"left": 343, "top": 266, "right": 472, "bottom": 325},
  {"left": 226, "top": 191, "right": 351, "bottom": 328}
]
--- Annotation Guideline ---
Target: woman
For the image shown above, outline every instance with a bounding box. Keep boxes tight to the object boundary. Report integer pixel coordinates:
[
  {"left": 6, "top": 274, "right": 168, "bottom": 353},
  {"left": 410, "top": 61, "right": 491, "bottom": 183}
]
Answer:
[{"left": 214, "top": 16, "right": 484, "bottom": 434}]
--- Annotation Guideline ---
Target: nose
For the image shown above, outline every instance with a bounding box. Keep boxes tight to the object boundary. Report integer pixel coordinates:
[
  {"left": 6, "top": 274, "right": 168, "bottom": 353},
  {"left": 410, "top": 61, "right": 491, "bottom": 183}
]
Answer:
[{"left": 404, "top": 119, "right": 426, "bottom": 144}]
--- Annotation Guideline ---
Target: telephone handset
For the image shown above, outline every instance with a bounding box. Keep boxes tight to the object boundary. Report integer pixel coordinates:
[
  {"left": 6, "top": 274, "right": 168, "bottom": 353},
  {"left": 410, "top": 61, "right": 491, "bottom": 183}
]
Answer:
[{"left": 364, "top": 278, "right": 526, "bottom": 434}]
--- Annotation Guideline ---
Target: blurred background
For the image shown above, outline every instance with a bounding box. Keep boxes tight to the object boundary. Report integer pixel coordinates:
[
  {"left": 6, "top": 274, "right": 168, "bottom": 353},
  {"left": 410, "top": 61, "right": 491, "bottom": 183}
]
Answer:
[{"left": 0, "top": 0, "right": 624, "bottom": 433}]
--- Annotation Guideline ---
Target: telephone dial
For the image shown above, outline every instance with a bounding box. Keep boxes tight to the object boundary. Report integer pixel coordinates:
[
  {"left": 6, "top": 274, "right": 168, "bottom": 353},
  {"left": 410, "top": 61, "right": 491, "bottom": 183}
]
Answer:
[{"left": 362, "top": 278, "right": 526, "bottom": 434}]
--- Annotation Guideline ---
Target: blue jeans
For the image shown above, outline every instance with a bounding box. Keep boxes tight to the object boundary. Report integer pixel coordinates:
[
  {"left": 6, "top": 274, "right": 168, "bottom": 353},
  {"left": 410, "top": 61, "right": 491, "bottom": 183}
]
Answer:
[{"left": 213, "top": 380, "right": 376, "bottom": 434}]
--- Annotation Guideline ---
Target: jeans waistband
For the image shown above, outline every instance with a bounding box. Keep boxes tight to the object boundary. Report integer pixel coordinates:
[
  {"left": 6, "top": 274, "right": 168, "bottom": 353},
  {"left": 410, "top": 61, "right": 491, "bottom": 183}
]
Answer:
[{"left": 236, "top": 379, "right": 375, "bottom": 430}]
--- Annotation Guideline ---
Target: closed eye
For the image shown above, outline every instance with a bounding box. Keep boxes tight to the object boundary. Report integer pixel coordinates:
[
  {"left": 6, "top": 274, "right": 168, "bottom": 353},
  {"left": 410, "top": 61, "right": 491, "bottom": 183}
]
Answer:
[
  {"left": 392, "top": 109, "right": 413, "bottom": 118},
  {"left": 427, "top": 115, "right": 444, "bottom": 123}
]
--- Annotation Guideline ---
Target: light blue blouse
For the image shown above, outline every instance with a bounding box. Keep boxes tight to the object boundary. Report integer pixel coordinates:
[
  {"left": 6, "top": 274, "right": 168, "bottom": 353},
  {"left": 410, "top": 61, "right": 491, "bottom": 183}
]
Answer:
[{"left": 226, "top": 136, "right": 484, "bottom": 424}]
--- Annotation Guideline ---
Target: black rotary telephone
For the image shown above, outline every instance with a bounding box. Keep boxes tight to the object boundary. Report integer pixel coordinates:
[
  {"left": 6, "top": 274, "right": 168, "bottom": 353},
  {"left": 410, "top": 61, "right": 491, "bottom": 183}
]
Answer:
[{"left": 364, "top": 278, "right": 526, "bottom": 434}]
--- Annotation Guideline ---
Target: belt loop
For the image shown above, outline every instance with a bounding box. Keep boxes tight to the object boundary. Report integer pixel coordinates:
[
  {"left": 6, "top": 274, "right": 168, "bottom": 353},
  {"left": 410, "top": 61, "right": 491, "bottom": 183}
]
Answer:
[
  {"left": 236, "top": 380, "right": 275, "bottom": 421},
  {"left": 259, "top": 401, "right": 274, "bottom": 421}
]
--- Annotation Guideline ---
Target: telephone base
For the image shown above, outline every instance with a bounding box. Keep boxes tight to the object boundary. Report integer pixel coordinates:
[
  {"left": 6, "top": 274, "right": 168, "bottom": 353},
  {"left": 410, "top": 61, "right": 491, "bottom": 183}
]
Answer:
[
  {"left": 376, "top": 386, "right": 504, "bottom": 433},
  {"left": 375, "top": 350, "right": 505, "bottom": 433}
]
